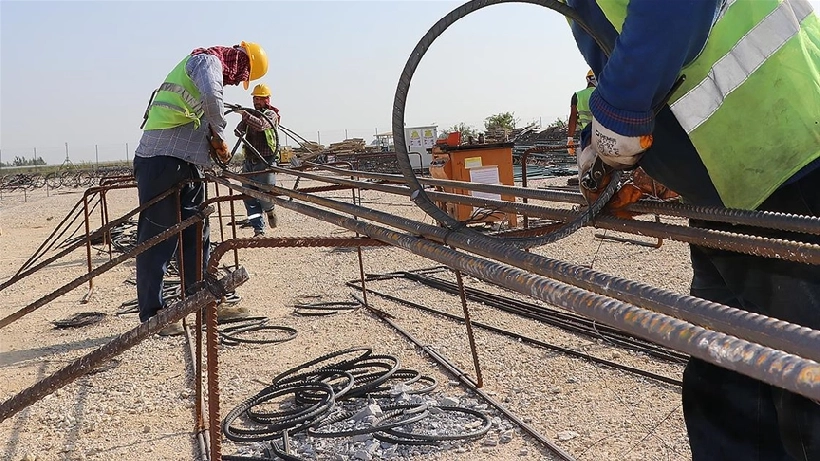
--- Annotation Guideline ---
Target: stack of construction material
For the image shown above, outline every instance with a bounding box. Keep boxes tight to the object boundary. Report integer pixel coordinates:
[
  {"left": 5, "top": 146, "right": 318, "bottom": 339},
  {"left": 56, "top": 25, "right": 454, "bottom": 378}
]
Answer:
[
  {"left": 324, "top": 138, "right": 366, "bottom": 155},
  {"left": 292, "top": 141, "right": 325, "bottom": 162},
  {"left": 293, "top": 141, "right": 323, "bottom": 154}
]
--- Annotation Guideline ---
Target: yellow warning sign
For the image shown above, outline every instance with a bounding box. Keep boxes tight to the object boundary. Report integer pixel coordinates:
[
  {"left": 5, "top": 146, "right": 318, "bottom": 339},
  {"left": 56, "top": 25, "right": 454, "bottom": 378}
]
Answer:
[{"left": 464, "top": 157, "right": 483, "bottom": 169}]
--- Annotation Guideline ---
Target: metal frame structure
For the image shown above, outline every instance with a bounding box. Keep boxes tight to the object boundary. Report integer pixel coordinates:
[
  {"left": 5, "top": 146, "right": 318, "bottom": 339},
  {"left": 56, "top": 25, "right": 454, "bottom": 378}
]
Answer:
[{"left": 1, "top": 162, "right": 819, "bottom": 460}]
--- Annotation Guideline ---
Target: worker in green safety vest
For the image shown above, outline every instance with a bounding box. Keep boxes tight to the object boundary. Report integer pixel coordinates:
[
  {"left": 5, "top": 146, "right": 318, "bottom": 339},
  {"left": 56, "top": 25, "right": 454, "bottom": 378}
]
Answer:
[
  {"left": 235, "top": 83, "right": 282, "bottom": 237},
  {"left": 566, "top": 0, "right": 820, "bottom": 459},
  {"left": 566, "top": 69, "right": 596, "bottom": 156},
  {"left": 134, "top": 42, "right": 269, "bottom": 336}
]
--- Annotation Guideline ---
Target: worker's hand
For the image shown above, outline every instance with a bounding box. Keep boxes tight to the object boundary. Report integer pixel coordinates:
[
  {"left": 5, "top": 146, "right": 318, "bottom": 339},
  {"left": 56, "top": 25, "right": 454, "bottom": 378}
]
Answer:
[
  {"left": 604, "top": 168, "right": 681, "bottom": 219},
  {"left": 209, "top": 129, "right": 231, "bottom": 164},
  {"left": 590, "top": 116, "right": 652, "bottom": 169},
  {"left": 566, "top": 137, "right": 576, "bottom": 156},
  {"left": 576, "top": 145, "right": 611, "bottom": 203}
]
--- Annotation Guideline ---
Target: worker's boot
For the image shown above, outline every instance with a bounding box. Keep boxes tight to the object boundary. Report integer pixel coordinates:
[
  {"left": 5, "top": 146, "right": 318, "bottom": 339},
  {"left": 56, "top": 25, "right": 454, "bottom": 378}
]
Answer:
[
  {"left": 216, "top": 304, "right": 251, "bottom": 322},
  {"left": 267, "top": 209, "right": 278, "bottom": 228},
  {"left": 157, "top": 321, "right": 185, "bottom": 337}
]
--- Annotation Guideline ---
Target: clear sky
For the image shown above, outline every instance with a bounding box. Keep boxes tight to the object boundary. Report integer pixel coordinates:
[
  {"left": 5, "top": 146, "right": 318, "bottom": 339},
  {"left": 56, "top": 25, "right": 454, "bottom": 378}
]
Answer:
[{"left": 2, "top": 1, "right": 819, "bottom": 165}]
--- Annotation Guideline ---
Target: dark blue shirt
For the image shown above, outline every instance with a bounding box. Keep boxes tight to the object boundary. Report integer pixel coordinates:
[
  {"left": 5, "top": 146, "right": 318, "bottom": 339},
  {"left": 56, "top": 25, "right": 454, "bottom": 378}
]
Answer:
[{"left": 567, "top": 0, "right": 719, "bottom": 136}]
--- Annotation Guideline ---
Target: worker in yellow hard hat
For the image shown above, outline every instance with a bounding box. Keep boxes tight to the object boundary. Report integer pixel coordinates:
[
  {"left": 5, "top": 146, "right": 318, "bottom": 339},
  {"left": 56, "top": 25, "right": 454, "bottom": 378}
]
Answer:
[
  {"left": 236, "top": 82, "right": 282, "bottom": 236},
  {"left": 134, "top": 41, "right": 269, "bottom": 335},
  {"left": 566, "top": 69, "right": 596, "bottom": 155}
]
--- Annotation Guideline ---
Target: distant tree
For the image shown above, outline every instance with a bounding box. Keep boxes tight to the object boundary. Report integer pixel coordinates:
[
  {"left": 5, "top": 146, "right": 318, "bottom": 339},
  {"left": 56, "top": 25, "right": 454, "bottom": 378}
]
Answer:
[
  {"left": 439, "top": 122, "right": 478, "bottom": 140},
  {"left": 10, "top": 156, "right": 46, "bottom": 167},
  {"left": 547, "top": 117, "right": 569, "bottom": 129},
  {"left": 484, "top": 111, "right": 519, "bottom": 131}
]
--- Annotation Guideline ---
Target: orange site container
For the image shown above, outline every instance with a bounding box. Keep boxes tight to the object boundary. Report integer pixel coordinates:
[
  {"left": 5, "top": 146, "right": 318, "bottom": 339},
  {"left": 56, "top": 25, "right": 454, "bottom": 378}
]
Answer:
[{"left": 428, "top": 142, "right": 518, "bottom": 227}]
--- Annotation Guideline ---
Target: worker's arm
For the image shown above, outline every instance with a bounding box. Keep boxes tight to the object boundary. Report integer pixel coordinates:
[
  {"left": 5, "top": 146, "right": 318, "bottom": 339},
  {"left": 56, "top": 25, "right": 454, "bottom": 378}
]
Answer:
[
  {"left": 568, "top": 0, "right": 718, "bottom": 136},
  {"left": 567, "top": 92, "right": 579, "bottom": 139},
  {"left": 187, "top": 54, "right": 227, "bottom": 140},
  {"left": 242, "top": 109, "right": 279, "bottom": 132}
]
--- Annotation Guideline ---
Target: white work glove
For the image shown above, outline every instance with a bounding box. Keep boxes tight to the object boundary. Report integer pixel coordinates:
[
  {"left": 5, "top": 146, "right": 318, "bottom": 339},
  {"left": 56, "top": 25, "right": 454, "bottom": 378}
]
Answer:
[
  {"left": 590, "top": 117, "right": 652, "bottom": 169},
  {"left": 566, "top": 137, "right": 576, "bottom": 156},
  {"left": 576, "top": 145, "right": 597, "bottom": 186}
]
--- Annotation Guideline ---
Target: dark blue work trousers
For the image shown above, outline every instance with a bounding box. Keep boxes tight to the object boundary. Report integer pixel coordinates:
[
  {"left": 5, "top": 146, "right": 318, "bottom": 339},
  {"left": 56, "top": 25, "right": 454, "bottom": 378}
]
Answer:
[
  {"left": 134, "top": 155, "right": 210, "bottom": 323},
  {"left": 684, "top": 167, "right": 820, "bottom": 461}
]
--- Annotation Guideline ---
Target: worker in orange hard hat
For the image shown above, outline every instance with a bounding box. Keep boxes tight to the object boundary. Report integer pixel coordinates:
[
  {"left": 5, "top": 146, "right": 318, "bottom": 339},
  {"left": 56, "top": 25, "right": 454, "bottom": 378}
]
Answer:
[
  {"left": 134, "top": 41, "right": 268, "bottom": 336},
  {"left": 236, "top": 82, "right": 282, "bottom": 237},
  {"left": 566, "top": 69, "right": 596, "bottom": 156}
]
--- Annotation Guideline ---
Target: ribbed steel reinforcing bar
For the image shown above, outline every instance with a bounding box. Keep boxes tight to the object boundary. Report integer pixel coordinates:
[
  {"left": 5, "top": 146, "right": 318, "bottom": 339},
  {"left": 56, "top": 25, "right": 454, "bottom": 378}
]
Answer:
[
  {"left": 207, "top": 175, "right": 820, "bottom": 365},
  {"left": 207, "top": 175, "right": 820, "bottom": 401}
]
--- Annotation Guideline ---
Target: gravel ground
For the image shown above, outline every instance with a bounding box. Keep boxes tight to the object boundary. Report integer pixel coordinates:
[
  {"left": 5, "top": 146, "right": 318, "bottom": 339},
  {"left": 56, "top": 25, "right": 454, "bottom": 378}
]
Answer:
[{"left": 0, "top": 175, "right": 692, "bottom": 461}]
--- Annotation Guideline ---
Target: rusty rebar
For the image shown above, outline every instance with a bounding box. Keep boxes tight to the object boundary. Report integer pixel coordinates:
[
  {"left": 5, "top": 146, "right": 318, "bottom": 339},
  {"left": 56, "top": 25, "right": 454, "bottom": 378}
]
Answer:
[
  {"left": 216, "top": 176, "right": 820, "bottom": 390},
  {"left": 0, "top": 267, "right": 248, "bottom": 423},
  {"left": 372, "top": 306, "right": 576, "bottom": 461},
  {"left": 199, "top": 235, "right": 386, "bottom": 459},
  {"left": 208, "top": 176, "right": 820, "bottom": 371},
  {"left": 0, "top": 206, "right": 214, "bottom": 330},
  {"left": 243, "top": 193, "right": 820, "bottom": 400},
  {"left": 1, "top": 187, "right": 176, "bottom": 292},
  {"left": 301, "top": 163, "right": 820, "bottom": 238},
  {"left": 453, "top": 267, "right": 484, "bottom": 387}
]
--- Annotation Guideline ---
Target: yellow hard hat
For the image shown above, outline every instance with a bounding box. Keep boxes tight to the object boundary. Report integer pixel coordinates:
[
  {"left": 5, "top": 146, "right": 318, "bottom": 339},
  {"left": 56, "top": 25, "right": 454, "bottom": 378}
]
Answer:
[
  {"left": 586, "top": 69, "right": 597, "bottom": 85},
  {"left": 251, "top": 83, "right": 271, "bottom": 98},
  {"left": 240, "top": 41, "right": 269, "bottom": 90}
]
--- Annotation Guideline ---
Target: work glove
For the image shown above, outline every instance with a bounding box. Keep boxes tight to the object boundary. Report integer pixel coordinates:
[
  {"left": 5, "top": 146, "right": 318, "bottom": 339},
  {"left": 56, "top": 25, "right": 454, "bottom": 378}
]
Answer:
[
  {"left": 566, "top": 137, "right": 576, "bottom": 156},
  {"left": 604, "top": 167, "right": 681, "bottom": 219},
  {"left": 590, "top": 117, "right": 652, "bottom": 169},
  {"left": 577, "top": 145, "right": 610, "bottom": 203},
  {"left": 209, "top": 127, "right": 231, "bottom": 164},
  {"left": 577, "top": 116, "right": 653, "bottom": 203}
]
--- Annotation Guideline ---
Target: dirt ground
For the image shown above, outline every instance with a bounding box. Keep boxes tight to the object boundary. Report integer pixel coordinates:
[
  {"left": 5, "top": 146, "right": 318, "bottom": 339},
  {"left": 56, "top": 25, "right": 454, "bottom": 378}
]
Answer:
[{"left": 0, "top": 175, "right": 692, "bottom": 461}]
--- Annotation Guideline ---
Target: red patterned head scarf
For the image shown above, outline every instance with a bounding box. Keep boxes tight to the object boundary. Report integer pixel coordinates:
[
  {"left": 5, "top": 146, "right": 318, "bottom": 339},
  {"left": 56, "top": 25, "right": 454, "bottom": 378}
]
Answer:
[{"left": 190, "top": 45, "right": 250, "bottom": 86}]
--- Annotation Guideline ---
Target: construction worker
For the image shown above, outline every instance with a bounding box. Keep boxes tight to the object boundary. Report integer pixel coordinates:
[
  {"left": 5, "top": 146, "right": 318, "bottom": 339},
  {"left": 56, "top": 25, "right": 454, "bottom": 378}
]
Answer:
[
  {"left": 134, "top": 42, "right": 268, "bottom": 336},
  {"left": 235, "top": 83, "right": 281, "bottom": 237},
  {"left": 566, "top": 70, "right": 596, "bottom": 155},
  {"left": 567, "top": 1, "right": 820, "bottom": 459}
]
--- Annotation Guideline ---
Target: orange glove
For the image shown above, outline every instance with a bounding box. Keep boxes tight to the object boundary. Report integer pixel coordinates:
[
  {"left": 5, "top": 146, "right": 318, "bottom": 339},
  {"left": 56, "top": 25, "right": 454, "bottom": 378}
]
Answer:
[
  {"left": 604, "top": 168, "right": 680, "bottom": 219},
  {"left": 567, "top": 137, "right": 576, "bottom": 156},
  {"left": 209, "top": 127, "right": 231, "bottom": 164}
]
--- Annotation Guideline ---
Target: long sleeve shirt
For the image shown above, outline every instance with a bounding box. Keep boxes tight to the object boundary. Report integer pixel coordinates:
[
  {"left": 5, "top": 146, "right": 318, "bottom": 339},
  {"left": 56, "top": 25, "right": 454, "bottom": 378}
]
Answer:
[
  {"left": 135, "top": 54, "right": 227, "bottom": 167},
  {"left": 567, "top": 0, "right": 719, "bottom": 137},
  {"left": 237, "top": 107, "right": 280, "bottom": 158}
]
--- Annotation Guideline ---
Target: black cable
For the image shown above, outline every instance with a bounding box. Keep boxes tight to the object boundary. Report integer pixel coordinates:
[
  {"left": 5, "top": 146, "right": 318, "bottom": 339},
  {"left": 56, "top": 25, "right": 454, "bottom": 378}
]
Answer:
[{"left": 52, "top": 312, "right": 106, "bottom": 329}]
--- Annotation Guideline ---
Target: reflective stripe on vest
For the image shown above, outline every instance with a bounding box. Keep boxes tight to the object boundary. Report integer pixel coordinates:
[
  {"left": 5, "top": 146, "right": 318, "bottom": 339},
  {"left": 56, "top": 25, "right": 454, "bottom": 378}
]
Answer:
[
  {"left": 595, "top": 0, "right": 820, "bottom": 209},
  {"left": 575, "top": 87, "right": 594, "bottom": 129},
  {"left": 143, "top": 56, "right": 204, "bottom": 131}
]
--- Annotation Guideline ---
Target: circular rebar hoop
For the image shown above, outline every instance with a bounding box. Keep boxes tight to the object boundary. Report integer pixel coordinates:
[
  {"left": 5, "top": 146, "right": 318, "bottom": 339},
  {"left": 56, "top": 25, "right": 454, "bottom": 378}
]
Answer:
[{"left": 391, "top": 0, "right": 620, "bottom": 247}]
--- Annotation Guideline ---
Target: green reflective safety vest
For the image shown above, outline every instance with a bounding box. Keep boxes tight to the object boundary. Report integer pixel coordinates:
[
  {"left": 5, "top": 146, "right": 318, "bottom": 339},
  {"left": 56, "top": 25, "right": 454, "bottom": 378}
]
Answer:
[
  {"left": 575, "top": 87, "right": 594, "bottom": 130},
  {"left": 143, "top": 56, "right": 204, "bottom": 131},
  {"left": 264, "top": 124, "right": 278, "bottom": 153},
  {"left": 242, "top": 110, "right": 279, "bottom": 160},
  {"left": 593, "top": 0, "right": 820, "bottom": 210}
]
